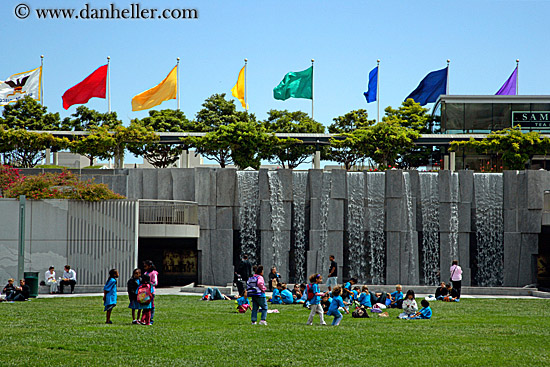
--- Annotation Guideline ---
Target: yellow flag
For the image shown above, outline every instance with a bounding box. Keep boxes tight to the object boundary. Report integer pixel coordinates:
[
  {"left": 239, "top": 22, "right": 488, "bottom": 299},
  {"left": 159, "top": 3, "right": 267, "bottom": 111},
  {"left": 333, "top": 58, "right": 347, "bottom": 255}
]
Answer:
[
  {"left": 231, "top": 65, "right": 247, "bottom": 109},
  {"left": 132, "top": 66, "right": 177, "bottom": 111}
]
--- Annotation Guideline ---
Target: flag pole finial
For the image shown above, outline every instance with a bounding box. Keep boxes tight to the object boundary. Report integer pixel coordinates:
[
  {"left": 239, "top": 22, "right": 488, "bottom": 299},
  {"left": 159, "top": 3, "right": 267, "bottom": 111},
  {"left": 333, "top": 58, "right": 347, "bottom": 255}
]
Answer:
[{"left": 244, "top": 58, "right": 248, "bottom": 63}]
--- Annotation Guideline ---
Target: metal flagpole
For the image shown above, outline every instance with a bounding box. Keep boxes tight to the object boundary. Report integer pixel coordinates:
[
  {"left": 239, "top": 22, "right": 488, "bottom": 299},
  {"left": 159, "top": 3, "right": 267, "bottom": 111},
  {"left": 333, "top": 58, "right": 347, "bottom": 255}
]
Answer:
[
  {"left": 40, "top": 55, "right": 44, "bottom": 106},
  {"left": 311, "top": 59, "right": 315, "bottom": 119},
  {"left": 377, "top": 59, "right": 380, "bottom": 123},
  {"left": 244, "top": 58, "right": 248, "bottom": 110},
  {"left": 516, "top": 59, "right": 519, "bottom": 95},
  {"left": 446, "top": 59, "right": 450, "bottom": 95},
  {"left": 176, "top": 57, "right": 180, "bottom": 111},
  {"left": 107, "top": 56, "right": 111, "bottom": 113}
]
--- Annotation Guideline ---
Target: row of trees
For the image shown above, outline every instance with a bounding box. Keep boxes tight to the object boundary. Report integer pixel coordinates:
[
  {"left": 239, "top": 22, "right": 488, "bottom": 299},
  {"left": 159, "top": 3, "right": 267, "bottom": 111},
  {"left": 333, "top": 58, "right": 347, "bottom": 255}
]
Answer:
[{"left": 0, "top": 95, "right": 434, "bottom": 169}]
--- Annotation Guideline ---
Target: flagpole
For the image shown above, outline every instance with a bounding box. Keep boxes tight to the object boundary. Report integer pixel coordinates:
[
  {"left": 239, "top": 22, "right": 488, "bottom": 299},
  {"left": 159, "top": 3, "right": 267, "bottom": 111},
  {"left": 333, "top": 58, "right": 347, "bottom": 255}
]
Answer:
[
  {"left": 176, "top": 57, "right": 180, "bottom": 111},
  {"left": 446, "top": 59, "right": 450, "bottom": 95},
  {"left": 311, "top": 59, "right": 315, "bottom": 119},
  {"left": 40, "top": 55, "right": 44, "bottom": 106},
  {"left": 377, "top": 59, "right": 380, "bottom": 123},
  {"left": 516, "top": 59, "right": 519, "bottom": 95},
  {"left": 107, "top": 56, "right": 111, "bottom": 113},
  {"left": 244, "top": 58, "right": 248, "bottom": 110}
]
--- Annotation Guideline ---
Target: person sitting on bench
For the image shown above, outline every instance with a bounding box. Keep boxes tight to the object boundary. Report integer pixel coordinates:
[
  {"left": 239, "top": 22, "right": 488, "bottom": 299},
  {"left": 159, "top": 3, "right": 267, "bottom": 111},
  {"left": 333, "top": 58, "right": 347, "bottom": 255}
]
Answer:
[{"left": 60, "top": 265, "right": 77, "bottom": 294}]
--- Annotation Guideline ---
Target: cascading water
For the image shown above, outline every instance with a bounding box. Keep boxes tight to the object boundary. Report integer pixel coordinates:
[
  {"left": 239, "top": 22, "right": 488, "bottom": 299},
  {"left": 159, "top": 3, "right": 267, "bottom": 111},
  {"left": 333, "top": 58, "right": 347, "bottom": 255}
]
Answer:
[
  {"left": 419, "top": 173, "right": 440, "bottom": 286},
  {"left": 319, "top": 172, "right": 331, "bottom": 275},
  {"left": 237, "top": 171, "right": 259, "bottom": 264},
  {"left": 347, "top": 172, "right": 366, "bottom": 282},
  {"left": 449, "top": 173, "right": 459, "bottom": 261},
  {"left": 268, "top": 171, "right": 285, "bottom": 272},
  {"left": 292, "top": 171, "right": 308, "bottom": 284},
  {"left": 474, "top": 173, "right": 504, "bottom": 286},
  {"left": 403, "top": 172, "right": 419, "bottom": 284},
  {"left": 366, "top": 172, "right": 385, "bottom": 284}
]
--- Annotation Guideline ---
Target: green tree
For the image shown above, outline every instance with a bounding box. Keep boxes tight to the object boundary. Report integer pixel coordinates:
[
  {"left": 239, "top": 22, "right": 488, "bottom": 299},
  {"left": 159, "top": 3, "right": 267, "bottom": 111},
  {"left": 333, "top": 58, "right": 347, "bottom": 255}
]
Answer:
[
  {"left": 450, "top": 125, "right": 550, "bottom": 170},
  {"left": 129, "top": 109, "right": 195, "bottom": 168},
  {"left": 262, "top": 110, "right": 325, "bottom": 169},
  {"left": 384, "top": 99, "right": 433, "bottom": 169},
  {"left": 0, "top": 128, "right": 69, "bottom": 168},
  {"left": 195, "top": 93, "right": 249, "bottom": 131},
  {"left": 60, "top": 106, "right": 121, "bottom": 131},
  {"left": 328, "top": 109, "right": 375, "bottom": 170},
  {"left": 0, "top": 96, "right": 61, "bottom": 131},
  {"left": 364, "top": 121, "right": 419, "bottom": 167}
]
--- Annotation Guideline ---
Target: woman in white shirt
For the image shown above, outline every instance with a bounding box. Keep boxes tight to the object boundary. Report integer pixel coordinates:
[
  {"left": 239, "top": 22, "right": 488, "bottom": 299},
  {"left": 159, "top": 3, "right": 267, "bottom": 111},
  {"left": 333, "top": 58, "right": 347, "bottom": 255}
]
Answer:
[{"left": 44, "top": 266, "right": 58, "bottom": 294}]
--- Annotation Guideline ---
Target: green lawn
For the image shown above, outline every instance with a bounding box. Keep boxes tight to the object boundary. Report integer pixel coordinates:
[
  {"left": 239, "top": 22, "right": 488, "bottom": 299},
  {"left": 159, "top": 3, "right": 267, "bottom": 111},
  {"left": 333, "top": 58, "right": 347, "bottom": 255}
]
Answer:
[{"left": 2, "top": 296, "right": 549, "bottom": 366}]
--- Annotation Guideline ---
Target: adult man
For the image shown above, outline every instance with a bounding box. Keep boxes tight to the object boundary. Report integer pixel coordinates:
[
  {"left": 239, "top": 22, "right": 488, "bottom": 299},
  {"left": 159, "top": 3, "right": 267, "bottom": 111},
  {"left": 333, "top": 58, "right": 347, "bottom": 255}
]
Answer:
[
  {"left": 60, "top": 265, "right": 77, "bottom": 294},
  {"left": 326, "top": 255, "right": 338, "bottom": 291},
  {"left": 8, "top": 279, "right": 30, "bottom": 301},
  {"left": 236, "top": 254, "right": 253, "bottom": 295}
]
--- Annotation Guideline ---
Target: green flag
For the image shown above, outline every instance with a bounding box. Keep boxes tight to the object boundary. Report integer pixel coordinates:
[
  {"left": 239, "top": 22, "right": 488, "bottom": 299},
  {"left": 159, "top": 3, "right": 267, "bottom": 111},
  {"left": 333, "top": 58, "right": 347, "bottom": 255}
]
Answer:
[{"left": 273, "top": 66, "right": 313, "bottom": 100}]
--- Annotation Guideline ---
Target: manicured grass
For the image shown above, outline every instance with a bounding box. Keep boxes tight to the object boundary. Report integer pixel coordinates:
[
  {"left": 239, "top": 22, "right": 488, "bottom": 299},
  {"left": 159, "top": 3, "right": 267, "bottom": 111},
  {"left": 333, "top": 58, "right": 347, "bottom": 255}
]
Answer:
[{"left": 2, "top": 296, "right": 549, "bottom": 366}]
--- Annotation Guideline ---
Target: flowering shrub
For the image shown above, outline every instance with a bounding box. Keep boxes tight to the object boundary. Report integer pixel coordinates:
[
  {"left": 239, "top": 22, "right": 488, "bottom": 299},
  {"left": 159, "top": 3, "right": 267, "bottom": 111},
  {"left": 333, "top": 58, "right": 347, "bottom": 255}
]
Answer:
[{"left": 0, "top": 166, "right": 124, "bottom": 201}]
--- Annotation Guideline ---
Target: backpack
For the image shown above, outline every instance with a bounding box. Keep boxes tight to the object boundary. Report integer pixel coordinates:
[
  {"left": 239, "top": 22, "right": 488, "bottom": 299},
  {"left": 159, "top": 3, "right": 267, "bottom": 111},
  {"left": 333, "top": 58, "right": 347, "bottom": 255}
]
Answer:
[
  {"left": 306, "top": 284, "right": 315, "bottom": 301},
  {"left": 352, "top": 306, "right": 370, "bottom": 318},
  {"left": 246, "top": 275, "right": 262, "bottom": 296},
  {"left": 137, "top": 284, "right": 152, "bottom": 305}
]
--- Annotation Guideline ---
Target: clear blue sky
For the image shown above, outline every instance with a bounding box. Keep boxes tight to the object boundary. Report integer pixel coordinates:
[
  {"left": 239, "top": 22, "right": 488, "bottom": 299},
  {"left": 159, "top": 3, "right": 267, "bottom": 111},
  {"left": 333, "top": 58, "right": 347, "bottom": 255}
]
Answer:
[{"left": 1, "top": 0, "right": 548, "bottom": 164}]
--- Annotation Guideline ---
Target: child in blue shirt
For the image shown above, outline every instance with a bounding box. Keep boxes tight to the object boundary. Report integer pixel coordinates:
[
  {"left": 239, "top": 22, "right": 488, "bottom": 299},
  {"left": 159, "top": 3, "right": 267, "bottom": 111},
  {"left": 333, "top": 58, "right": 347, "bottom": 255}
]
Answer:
[
  {"left": 410, "top": 299, "right": 432, "bottom": 319},
  {"left": 280, "top": 284, "right": 294, "bottom": 304},
  {"left": 103, "top": 269, "right": 118, "bottom": 324},
  {"left": 388, "top": 284, "right": 404, "bottom": 308},
  {"left": 358, "top": 285, "right": 372, "bottom": 308},
  {"left": 306, "top": 274, "right": 328, "bottom": 325},
  {"left": 270, "top": 283, "right": 283, "bottom": 304},
  {"left": 327, "top": 286, "right": 349, "bottom": 326},
  {"left": 236, "top": 290, "right": 251, "bottom": 313}
]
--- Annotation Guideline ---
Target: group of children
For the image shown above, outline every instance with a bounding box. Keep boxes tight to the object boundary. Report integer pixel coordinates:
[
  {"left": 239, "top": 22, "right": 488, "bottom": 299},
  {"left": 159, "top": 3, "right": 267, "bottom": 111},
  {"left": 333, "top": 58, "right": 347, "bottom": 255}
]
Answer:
[{"left": 102, "top": 260, "right": 159, "bottom": 325}]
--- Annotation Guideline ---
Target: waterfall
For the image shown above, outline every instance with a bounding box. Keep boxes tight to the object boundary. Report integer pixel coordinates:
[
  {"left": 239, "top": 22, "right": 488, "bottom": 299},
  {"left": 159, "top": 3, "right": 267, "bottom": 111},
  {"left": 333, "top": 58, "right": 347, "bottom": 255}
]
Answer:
[
  {"left": 449, "top": 172, "right": 459, "bottom": 261},
  {"left": 347, "top": 172, "right": 366, "bottom": 282},
  {"left": 237, "top": 171, "right": 259, "bottom": 265},
  {"left": 474, "top": 173, "right": 504, "bottom": 287},
  {"left": 403, "top": 172, "right": 418, "bottom": 284},
  {"left": 367, "top": 172, "right": 385, "bottom": 284},
  {"left": 292, "top": 171, "right": 308, "bottom": 284},
  {"left": 419, "top": 173, "right": 440, "bottom": 286},
  {"left": 319, "top": 172, "right": 332, "bottom": 275},
  {"left": 268, "top": 171, "right": 285, "bottom": 272}
]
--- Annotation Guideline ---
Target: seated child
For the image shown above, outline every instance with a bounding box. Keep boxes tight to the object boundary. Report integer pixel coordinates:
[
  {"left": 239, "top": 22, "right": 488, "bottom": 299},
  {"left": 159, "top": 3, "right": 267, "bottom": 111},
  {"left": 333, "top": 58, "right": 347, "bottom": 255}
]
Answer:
[
  {"left": 398, "top": 290, "right": 418, "bottom": 319},
  {"left": 296, "top": 283, "right": 307, "bottom": 304},
  {"left": 443, "top": 283, "right": 460, "bottom": 302},
  {"left": 320, "top": 294, "right": 331, "bottom": 313},
  {"left": 410, "top": 299, "right": 432, "bottom": 319},
  {"left": 270, "top": 283, "right": 283, "bottom": 304},
  {"left": 352, "top": 286, "right": 360, "bottom": 304},
  {"left": 388, "top": 284, "right": 404, "bottom": 308},
  {"left": 236, "top": 290, "right": 251, "bottom": 313},
  {"left": 435, "top": 282, "right": 448, "bottom": 300},
  {"left": 280, "top": 283, "right": 294, "bottom": 304},
  {"left": 358, "top": 285, "right": 372, "bottom": 308},
  {"left": 291, "top": 284, "right": 302, "bottom": 302},
  {"left": 343, "top": 278, "right": 357, "bottom": 292},
  {"left": 327, "top": 286, "right": 349, "bottom": 326}
]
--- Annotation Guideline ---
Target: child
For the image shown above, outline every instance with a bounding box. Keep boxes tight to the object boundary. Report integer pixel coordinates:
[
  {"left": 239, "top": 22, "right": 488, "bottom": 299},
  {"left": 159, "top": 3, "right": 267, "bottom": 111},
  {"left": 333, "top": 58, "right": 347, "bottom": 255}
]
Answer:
[
  {"left": 358, "top": 285, "right": 372, "bottom": 308},
  {"left": 410, "top": 299, "right": 432, "bottom": 319},
  {"left": 127, "top": 268, "right": 141, "bottom": 324},
  {"left": 291, "top": 284, "right": 302, "bottom": 302},
  {"left": 270, "top": 283, "right": 282, "bottom": 304},
  {"left": 352, "top": 286, "right": 361, "bottom": 304},
  {"left": 398, "top": 290, "right": 418, "bottom": 319},
  {"left": 103, "top": 269, "right": 118, "bottom": 324},
  {"left": 444, "top": 283, "right": 460, "bottom": 302},
  {"left": 2, "top": 278, "right": 15, "bottom": 300},
  {"left": 236, "top": 290, "right": 251, "bottom": 313},
  {"left": 327, "top": 286, "right": 349, "bottom": 326},
  {"left": 137, "top": 274, "right": 154, "bottom": 325},
  {"left": 280, "top": 284, "right": 294, "bottom": 304},
  {"left": 246, "top": 265, "right": 268, "bottom": 325},
  {"left": 297, "top": 283, "right": 307, "bottom": 305},
  {"left": 306, "top": 273, "right": 327, "bottom": 326},
  {"left": 343, "top": 277, "right": 357, "bottom": 292},
  {"left": 388, "top": 284, "right": 404, "bottom": 308},
  {"left": 143, "top": 260, "right": 158, "bottom": 324},
  {"left": 435, "top": 281, "right": 448, "bottom": 300},
  {"left": 320, "top": 294, "right": 331, "bottom": 313}
]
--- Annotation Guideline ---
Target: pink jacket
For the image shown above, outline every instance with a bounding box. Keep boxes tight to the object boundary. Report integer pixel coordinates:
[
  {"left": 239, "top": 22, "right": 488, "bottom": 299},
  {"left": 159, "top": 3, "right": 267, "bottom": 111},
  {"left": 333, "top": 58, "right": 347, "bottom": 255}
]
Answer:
[{"left": 256, "top": 275, "right": 267, "bottom": 292}]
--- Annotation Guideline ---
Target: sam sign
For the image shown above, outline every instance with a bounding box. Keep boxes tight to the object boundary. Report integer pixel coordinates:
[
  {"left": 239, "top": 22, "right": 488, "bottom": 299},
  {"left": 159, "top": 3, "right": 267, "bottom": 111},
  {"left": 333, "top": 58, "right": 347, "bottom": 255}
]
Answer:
[{"left": 512, "top": 111, "right": 550, "bottom": 129}]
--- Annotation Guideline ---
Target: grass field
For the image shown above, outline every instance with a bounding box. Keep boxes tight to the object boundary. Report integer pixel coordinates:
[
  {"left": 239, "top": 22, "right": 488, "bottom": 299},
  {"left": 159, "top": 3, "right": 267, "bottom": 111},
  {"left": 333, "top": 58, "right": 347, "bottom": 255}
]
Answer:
[{"left": 2, "top": 295, "right": 549, "bottom": 366}]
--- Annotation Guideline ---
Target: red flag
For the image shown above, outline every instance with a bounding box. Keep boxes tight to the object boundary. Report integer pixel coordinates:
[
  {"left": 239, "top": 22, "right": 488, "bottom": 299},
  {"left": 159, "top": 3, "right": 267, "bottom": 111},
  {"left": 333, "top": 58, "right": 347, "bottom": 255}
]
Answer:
[{"left": 62, "top": 64, "right": 108, "bottom": 110}]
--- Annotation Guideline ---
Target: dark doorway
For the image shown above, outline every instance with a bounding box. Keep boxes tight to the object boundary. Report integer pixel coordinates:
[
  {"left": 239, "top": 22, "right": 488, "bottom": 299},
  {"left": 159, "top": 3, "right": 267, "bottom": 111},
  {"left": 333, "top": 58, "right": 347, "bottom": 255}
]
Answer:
[{"left": 138, "top": 237, "right": 198, "bottom": 286}]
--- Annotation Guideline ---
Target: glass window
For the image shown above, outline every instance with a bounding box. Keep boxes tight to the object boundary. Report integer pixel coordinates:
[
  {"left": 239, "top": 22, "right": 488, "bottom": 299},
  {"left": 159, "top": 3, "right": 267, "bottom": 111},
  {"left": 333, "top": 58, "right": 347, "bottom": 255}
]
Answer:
[
  {"left": 444, "top": 103, "right": 464, "bottom": 133},
  {"left": 492, "top": 103, "right": 511, "bottom": 131},
  {"left": 465, "top": 104, "right": 492, "bottom": 133},
  {"left": 511, "top": 103, "right": 531, "bottom": 131}
]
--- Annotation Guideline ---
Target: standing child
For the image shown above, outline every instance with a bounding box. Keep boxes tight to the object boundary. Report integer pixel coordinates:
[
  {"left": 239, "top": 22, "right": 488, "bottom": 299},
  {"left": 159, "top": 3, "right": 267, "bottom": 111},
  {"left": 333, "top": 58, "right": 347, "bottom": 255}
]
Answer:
[
  {"left": 246, "top": 265, "right": 268, "bottom": 325},
  {"left": 327, "top": 286, "right": 349, "bottom": 326},
  {"left": 410, "top": 299, "right": 432, "bottom": 319},
  {"left": 306, "top": 274, "right": 327, "bottom": 326},
  {"left": 143, "top": 260, "right": 158, "bottom": 324},
  {"left": 398, "top": 290, "right": 418, "bottom": 319},
  {"left": 137, "top": 274, "right": 154, "bottom": 325},
  {"left": 127, "top": 268, "right": 142, "bottom": 324},
  {"left": 103, "top": 269, "right": 119, "bottom": 324}
]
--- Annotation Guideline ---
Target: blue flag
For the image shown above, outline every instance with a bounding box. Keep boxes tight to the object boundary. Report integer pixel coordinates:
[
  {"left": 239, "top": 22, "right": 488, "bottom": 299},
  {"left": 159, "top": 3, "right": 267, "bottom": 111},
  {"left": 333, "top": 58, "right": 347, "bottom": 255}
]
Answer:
[
  {"left": 405, "top": 67, "right": 447, "bottom": 106},
  {"left": 363, "top": 66, "right": 378, "bottom": 103}
]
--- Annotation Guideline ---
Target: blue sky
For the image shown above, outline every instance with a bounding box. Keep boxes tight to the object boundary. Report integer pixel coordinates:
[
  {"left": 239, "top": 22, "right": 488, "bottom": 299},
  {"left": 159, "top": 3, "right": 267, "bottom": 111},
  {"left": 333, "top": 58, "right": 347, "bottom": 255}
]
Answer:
[{"left": 1, "top": 0, "right": 548, "bottom": 164}]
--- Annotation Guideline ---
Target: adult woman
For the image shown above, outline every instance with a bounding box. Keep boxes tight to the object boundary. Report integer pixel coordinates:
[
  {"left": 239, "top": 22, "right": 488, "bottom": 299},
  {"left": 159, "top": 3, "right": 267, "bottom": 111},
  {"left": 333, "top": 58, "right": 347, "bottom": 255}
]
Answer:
[
  {"left": 44, "top": 266, "right": 58, "bottom": 294},
  {"left": 450, "top": 260, "right": 463, "bottom": 298}
]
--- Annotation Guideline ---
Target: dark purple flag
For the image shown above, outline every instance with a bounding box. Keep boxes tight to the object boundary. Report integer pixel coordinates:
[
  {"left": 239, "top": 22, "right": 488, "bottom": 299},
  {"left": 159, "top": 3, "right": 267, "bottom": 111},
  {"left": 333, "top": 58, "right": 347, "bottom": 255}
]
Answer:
[{"left": 495, "top": 67, "right": 518, "bottom": 95}]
